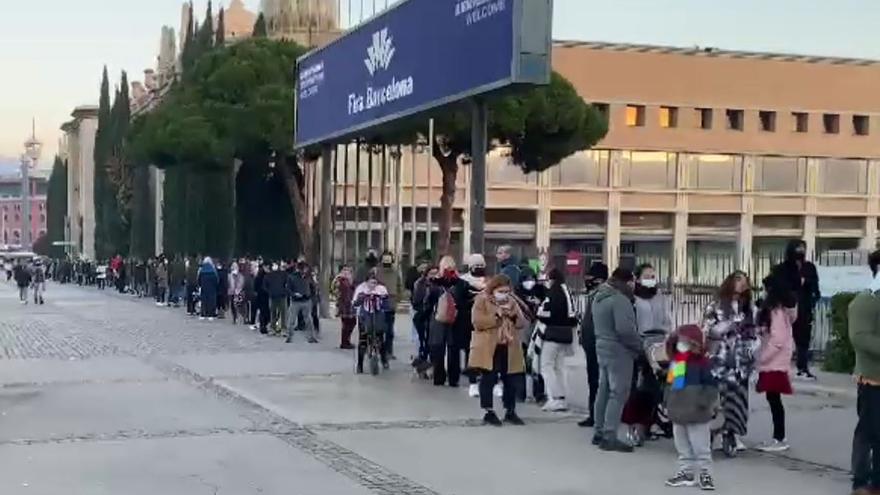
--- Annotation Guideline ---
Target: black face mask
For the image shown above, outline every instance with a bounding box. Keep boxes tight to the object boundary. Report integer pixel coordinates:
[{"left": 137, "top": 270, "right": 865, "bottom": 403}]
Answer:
[
  {"left": 471, "top": 268, "right": 486, "bottom": 278},
  {"left": 634, "top": 284, "right": 658, "bottom": 299},
  {"left": 794, "top": 250, "right": 806, "bottom": 261}
]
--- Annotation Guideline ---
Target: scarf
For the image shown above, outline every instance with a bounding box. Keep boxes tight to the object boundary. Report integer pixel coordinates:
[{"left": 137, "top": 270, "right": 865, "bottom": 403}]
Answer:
[{"left": 667, "top": 352, "right": 690, "bottom": 391}]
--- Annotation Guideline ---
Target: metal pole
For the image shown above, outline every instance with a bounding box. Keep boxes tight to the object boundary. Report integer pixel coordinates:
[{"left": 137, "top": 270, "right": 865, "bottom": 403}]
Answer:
[
  {"left": 470, "top": 99, "right": 487, "bottom": 255},
  {"left": 21, "top": 156, "right": 31, "bottom": 249},
  {"left": 342, "top": 142, "right": 349, "bottom": 264},
  {"left": 394, "top": 145, "right": 403, "bottom": 263},
  {"left": 380, "top": 144, "right": 387, "bottom": 252},
  {"left": 331, "top": 145, "right": 338, "bottom": 269},
  {"left": 409, "top": 144, "right": 416, "bottom": 263},
  {"left": 319, "top": 145, "right": 332, "bottom": 318},
  {"left": 367, "top": 147, "right": 374, "bottom": 251},
  {"left": 354, "top": 140, "right": 361, "bottom": 261},
  {"left": 426, "top": 119, "right": 434, "bottom": 250}
]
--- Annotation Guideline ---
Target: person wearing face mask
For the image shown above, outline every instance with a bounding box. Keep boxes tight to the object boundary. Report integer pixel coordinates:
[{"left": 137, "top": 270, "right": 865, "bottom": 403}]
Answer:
[
  {"left": 770, "top": 239, "right": 821, "bottom": 380},
  {"left": 591, "top": 268, "right": 641, "bottom": 453},
  {"left": 216, "top": 261, "right": 230, "bottom": 319},
  {"left": 663, "top": 325, "right": 718, "bottom": 491},
  {"left": 460, "top": 254, "right": 488, "bottom": 398},
  {"left": 425, "top": 256, "right": 468, "bottom": 387},
  {"left": 578, "top": 262, "right": 608, "bottom": 428},
  {"left": 515, "top": 267, "right": 545, "bottom": 404},
  {"left": 185, "top": 256, "right": 199, "bottom": 316},
  {"left": 375, "top": 251, "right": 402, "bottom": 359},
  {"left": 333, "top": 265, "right": 357, "bottom": 350},
  {"left": 411, "top": 265, "right": 438, "bottom": 372},
  {"left": 197, "top": 257, "right": 220, "bottom": 321},
  {"left": 536, "top": 268, "right": 579, "bottom": 412},
  {"left": 470, "top": 274, "right": 527, "bottom": 426},
  {"left": 287, "top": 261, "right": 317, "bottom": 344},
  {"left": 624, "top": 263, "right": 673, "bottom": 445},
  {"left": 263, "top": 262, "right": 289, "bottom": 334},
  {"left": 155, "top": 257, "right": 169, "bottom": 306},
  {"left": 252, "top": 262, "right": 271, "bottom": 334},
  {"left": 228, "top": 262, "right": 245, "bottom": 325}
]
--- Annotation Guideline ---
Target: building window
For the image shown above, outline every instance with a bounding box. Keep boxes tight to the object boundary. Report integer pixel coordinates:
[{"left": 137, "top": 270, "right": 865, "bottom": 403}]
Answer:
[
  {"left": 550, "top": 150, "right": 609, "bottom": 186},
  {"left": 688, "top": 214, "right": 740, "bottom": 229},
  {"left": 820, "top": 158, "right": 868, "bottom": 194},
  {"left": 487, "top": 153, "right": 536, "bottom": 184},
  {"left": 823, "top": 113, "right": 840, "bottom": 134},
  {"left": 621, "top": 151, "right": 677, "bottom": 189},
  {"left": 621, "top": 213, "right": 673, "bottom": 230},
  {"left": 817, "top": 216, "right": 864, "bottom": 232},
  {"left": 696, "top": 108, "right": 713, "bottom": 130},
  {"left": 14, "top": 214, "right": 19, "bottom": 222},
  {"left": 754, "top": 156, "right": 806, "bottom": 193},
  {"left": 792, "top": 112, "right": 809, "bottom": 133},
  {"left": 688, "top": 154, "right": 743, "bottom": 191},
  {"left": 853, "top": 115, "right": 870, "bottom": 136},
  {"left": 625, "top": 105, "right": 645, "bottom": 127},
  {"left": 39, "top": 214, "right": 46, "bottom": 223},
  {"left": 659, "top": 106, "right": 678, "bottom": 128},
  {"left": 759, "top": 111, "right": 776, "bottom": 132},
  {"left": 754, "top": 215, "right": 803, "bottom": 230},
  {"left": 726, "top": 109, "right": 744, "bottom": 131}
]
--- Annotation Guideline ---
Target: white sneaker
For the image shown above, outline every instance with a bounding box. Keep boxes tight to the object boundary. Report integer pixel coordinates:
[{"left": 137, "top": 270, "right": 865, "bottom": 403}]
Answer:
[
  {"left": 468, "top": 384, "right": 480, "bottom": 398},
  {"left": 757, "top": 439, "right": 790, "bottom": 453},
  {"left": 199, "top": 316, "right": 206, "bottom": 321},
  {"left": 249, "top": 325, "right": 258, "bottom": 331},
  {"left": 542, "top": 399, "right": 568, "bottom": 412},
  {"left": 208, "top": 317, "right": 215, "bottom": 322},
  {"left": 493, "top": 384, "right": 503, "bottom": 398}
]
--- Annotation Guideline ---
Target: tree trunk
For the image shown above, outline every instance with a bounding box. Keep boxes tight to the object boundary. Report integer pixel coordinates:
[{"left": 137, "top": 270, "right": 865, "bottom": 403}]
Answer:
[
  {"left": 434, "top": 151, "right": 458, "bottom": 256},
  {"left": 277, "top": 154, "right": 311, "bottom": 260}
]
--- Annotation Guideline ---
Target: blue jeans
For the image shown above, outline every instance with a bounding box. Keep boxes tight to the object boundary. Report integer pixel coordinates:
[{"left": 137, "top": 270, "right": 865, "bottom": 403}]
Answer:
[{"left": 594, "top": 356, "right": 634, "bottom": 440}]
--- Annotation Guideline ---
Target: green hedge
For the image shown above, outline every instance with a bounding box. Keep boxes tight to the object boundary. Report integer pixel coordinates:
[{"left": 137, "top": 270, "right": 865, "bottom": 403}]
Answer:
[{"left": 823, "top": 292, "right": 858, "bottom": 373}]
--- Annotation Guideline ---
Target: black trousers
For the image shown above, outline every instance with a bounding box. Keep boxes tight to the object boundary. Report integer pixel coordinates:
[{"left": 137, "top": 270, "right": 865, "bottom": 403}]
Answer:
[
  {"left": 793, "top": 318, "right": 813, "bottom": 372},
  {"left": 431, "top": 326, "right": 461, "bottom": 387},
  {"left": 185, "top": 284, "right": 197, "bottom": 314},
  {"left": 479, "top": 345, "right": 521, "bottom": 412},
  {"left": 582, "top": 337, "right": 600, "bottom": 419},
  {"left": 853, "top": 383, "right": 880, "bottom": 491},
  {"left": 766, "top": 392, "right": 786, "bottom": 441}
]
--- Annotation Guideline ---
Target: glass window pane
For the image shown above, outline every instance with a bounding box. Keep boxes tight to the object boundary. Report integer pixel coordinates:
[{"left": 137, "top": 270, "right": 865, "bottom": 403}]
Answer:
[
  {"left": 689, "top": 154, "right": 742, "bottom": 190},
  {"left": 550, "top": 150, "right": 608, "bottom": 186},
  {"left": 820, "top": 158, "right": 867, "bottom": 194},
  {"left": 488, "top": 153, "right": 535, "bottom": 184},
  {"left": 755, "top": 156, "right": 804, "bottom": 192},
  {"left": 622, "top": 151, "right": 676, "bottom": 189}
]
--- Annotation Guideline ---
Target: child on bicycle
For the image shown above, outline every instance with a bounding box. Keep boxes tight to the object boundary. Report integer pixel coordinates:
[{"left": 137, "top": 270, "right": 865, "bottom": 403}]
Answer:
[{"left": 353, "top": 272, "right": 391, "bottom": 374}]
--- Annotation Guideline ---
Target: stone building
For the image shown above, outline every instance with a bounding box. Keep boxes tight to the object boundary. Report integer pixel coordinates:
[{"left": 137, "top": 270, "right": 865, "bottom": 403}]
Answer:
[
  {"left": 60, "top": 106, "right": 99, "bottom": 260},
  {"left": 261, "top": 0, "right": 340, "bottom": 47}
]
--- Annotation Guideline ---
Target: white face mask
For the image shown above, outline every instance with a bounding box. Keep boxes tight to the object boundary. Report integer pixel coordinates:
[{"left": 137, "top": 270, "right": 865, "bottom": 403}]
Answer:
[
  {"left": 272, "top": 264, "right": 279, "bottom": 271},
  {"left": 493, "top": 291, "right": 510, "bottom": 303},
  {"left": 522, "top": 280, "right": 536, "bottom": 290},
  {"left": 676, "top": 341, "right": 691, "bottom": 353},
  {"left": 640, "top": 278, "right": 657, "bottom": 289}
]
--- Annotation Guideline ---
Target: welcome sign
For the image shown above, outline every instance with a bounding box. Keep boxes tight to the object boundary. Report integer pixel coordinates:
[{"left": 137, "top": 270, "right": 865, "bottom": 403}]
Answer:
[{"left": 295, "top": 0, "right": 552, "bottom": 148}]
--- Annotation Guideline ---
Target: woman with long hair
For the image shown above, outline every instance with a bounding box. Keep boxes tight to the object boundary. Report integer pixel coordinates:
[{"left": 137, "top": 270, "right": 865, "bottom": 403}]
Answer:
[
  {"left": 425, "top": 256, "right": 468, "bottom": 387},
  {"left": 702, "top": 270, "right": 758, "bottom": 457}
]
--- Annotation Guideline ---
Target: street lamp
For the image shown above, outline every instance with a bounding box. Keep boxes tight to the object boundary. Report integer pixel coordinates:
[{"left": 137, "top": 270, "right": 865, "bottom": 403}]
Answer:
[{"left": 22, "top": 125, "right": 42, "bottom": 251}]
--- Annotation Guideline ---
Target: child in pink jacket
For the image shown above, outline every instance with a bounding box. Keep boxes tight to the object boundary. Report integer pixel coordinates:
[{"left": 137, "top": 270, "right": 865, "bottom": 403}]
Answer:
[{"left": 755, "top": 274, "right": 797, "bottom": 452}]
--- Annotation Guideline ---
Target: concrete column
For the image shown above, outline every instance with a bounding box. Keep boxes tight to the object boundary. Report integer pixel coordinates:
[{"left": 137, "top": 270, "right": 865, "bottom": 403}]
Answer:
[
  {"left": 672, "top": 153, "right": 689, "bottom": 283},
  {"left": 154, "top": 167, "right": 165, "bottom": 256},
  {"left": 605, "top": 151, "right": 624, "bottom": 268},
  {"left": 536, "top": 168, "right": 551, "bottom": 252},
  {"left": 738, "top": 156, "right": 756, "bottom": 271},
  {"left": 805, "top": 158, "right": 820, "bottom": 259},
  {"left": 462, "top": 155, "right": 472, "bottom": 257},
  {"left": 862, "top": 159, "right": 880, "bottom": 251},
  {"left": 319, "top": 146, "right": 333, "bottom": 318}
]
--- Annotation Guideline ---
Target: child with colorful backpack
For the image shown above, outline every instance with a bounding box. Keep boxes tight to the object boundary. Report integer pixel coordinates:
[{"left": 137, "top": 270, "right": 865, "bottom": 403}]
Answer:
[{"left": 665, "top": 324, "right": 719, "bottom": 491}]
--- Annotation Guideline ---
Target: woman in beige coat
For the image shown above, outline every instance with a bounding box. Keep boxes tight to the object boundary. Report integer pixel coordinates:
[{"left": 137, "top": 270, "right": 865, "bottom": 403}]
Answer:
[{"left": 470, "top": 274, "right": 528, "bottom": 426}]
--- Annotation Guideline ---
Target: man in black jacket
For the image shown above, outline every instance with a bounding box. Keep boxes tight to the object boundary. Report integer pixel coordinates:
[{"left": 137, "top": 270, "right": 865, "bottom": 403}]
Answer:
[
  {"left": 771, "top": 239, "right": 821, "bottom": 380},
  {"left": 287, "top": 261, "right": 317, "bottom": 344}
]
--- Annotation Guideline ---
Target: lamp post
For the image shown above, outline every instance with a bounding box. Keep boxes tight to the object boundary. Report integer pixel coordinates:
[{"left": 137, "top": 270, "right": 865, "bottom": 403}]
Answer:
[{"left": 22, "top": 125, "right": 42, "bottom": 251}]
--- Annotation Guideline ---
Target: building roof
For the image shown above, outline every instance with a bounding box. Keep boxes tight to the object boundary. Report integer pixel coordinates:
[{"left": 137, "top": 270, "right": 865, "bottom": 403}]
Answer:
[{"left": 553, "top": 40, "right": 880, "bottom": 68}]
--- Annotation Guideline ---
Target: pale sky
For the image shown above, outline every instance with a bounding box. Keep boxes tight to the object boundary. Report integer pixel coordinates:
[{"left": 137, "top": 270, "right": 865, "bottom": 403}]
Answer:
[{"left": 0, "top": 0, "right": 876, "bottom": 167}]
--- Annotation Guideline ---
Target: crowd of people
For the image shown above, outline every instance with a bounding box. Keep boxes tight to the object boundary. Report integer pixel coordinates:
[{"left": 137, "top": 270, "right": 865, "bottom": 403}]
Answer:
[{"left": 15, "top": 237, "right": 880, "bottom": 494}]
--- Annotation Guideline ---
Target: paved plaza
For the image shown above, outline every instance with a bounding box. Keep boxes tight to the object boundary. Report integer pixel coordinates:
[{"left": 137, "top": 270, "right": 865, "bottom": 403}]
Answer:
[{"left": 0, "top": 282, "right": 857, "bottom": 494}]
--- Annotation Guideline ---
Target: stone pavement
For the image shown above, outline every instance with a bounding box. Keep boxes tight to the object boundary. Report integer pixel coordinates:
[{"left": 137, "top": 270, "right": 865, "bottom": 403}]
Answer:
[{"left": 0, "top": 281, "right": 856, "bottom": 494}]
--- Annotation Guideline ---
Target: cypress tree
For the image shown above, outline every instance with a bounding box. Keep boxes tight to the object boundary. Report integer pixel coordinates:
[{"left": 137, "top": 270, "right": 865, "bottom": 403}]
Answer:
[
  {"left": 46, "top": 156, "right": 68, "bottom": 258},
  {"left": 93, "top": 66, "right": 111, "bottom": 259},
  {"left": 252, "top": 13, "right": 267, "bottom": 38},
  {"left": 197, "top": 1, "right": 214, "bottom": 54},
  {"left": 216, "top": 7, "right": 226, "bottom": 46},
  {"left": 181, "top": 3, "right": 197, "bottom": 75}
]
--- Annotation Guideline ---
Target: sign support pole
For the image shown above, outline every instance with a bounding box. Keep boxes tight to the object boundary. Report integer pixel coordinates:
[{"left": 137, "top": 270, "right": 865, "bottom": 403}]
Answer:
[
  {"left": 319, "top": 144, "right": 333, "bottom": 318},
  {"left": 470, "top": 98, "right": 487, "bottom": 256}
]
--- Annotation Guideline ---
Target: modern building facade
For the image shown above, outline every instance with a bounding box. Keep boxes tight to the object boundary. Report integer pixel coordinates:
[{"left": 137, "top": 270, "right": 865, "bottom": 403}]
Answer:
[
  {"left": 60, "top": 106, "right": 99, "bottom": 260},
  {"left": 0, "top": 175, "right": 48, "bottom": 248},
  {"left": 323, "top": 41, "right": 880, "bottom": 283}
]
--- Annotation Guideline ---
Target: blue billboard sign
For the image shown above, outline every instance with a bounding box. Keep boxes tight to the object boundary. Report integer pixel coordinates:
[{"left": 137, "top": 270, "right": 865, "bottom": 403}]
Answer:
[{"left": 295, "top": 0, "right": 552, "bottom": 148}]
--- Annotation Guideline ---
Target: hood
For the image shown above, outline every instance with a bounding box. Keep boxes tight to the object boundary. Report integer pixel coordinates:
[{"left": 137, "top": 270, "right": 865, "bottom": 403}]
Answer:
[
  {"left": 460, "top": 272, "right": 486, "bottom": 290},
  {"left": 784, "top": 239, "right": 806, "bottom": 263},
  {"left": 593, "top": 282, "right": 622, "bottom": 304}
]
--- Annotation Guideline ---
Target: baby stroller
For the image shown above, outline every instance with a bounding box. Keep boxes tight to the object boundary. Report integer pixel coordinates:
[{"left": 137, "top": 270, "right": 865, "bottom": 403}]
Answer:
[
  {"left": 623, "top": 329, "right": 674, "bottom": 446},
  {"left": 356, "top": 293, "right": 389, "bottom": 376}
]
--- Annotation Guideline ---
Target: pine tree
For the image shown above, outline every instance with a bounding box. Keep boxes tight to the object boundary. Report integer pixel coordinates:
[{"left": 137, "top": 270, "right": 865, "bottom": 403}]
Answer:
[
  {"left": 252, "top": 13, "right": 267, "bottom": 37},
  {"left": 216, "top": 7, "right": 226, "bottom": 46}
]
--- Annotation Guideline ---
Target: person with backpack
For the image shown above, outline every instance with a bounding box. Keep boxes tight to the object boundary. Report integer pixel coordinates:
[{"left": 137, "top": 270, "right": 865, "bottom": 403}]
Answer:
[{"left": 425, "top": 256, "right": 468, "bottom": 387}]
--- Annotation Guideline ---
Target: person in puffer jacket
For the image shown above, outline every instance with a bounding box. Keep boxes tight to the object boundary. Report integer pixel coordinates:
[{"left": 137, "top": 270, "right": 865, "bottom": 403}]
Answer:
[{"left": 664, "top": 324, "right": 719, "bottom": 491}]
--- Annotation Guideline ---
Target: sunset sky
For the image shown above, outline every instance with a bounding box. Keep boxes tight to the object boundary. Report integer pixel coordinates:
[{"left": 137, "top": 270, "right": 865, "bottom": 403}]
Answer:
[{"left": 0, "top": 0, "right": 875, "bottom": 169}]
